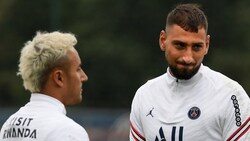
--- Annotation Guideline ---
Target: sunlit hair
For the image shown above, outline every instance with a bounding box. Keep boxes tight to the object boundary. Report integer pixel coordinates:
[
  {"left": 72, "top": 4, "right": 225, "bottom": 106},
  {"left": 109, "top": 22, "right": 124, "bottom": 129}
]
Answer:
[
  {"left": 17, "top": 31, "right": 77, "bottom": 93},
  {"left": 166, "top": 3, "right": 208, "bottom": 33}
]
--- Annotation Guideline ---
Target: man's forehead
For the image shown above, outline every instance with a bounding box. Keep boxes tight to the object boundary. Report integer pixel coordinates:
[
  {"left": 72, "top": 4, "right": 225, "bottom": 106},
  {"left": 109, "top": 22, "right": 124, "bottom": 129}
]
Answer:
[{"left": 166, "top": 24, "right": 206, "bottom": 33}]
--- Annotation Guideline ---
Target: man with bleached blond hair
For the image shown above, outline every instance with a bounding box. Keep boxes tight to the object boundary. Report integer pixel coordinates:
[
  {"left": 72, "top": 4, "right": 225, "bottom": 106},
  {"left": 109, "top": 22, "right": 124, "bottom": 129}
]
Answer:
[{"left": 0, "top": 31, "right": 89, "bottom": 141}]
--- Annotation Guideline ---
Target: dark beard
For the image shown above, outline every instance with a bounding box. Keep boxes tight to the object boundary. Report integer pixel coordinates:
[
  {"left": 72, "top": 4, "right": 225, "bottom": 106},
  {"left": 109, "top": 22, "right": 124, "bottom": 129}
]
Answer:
[{"left": 169, "top": 64, "right": 200, "bottom": 80}]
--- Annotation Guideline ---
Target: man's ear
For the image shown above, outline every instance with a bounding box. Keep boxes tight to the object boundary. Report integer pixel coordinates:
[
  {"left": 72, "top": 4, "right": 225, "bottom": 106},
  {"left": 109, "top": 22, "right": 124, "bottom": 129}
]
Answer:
[
  {"left": 53, "top": 69, "right": 64, "bottom": 87},
  {"left": 205, "top": 35, "right": 210, "bottom": 55},
  {"left": 159, "top": 30, "right": 167, "bottom": 51}
]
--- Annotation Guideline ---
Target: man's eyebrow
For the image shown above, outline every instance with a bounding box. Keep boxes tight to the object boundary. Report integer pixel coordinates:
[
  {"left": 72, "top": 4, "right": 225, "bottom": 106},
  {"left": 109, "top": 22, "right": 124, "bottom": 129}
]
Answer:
[
  {"left": 172, "top": 40, "right": 204, "bottom": 45},
  {"left": 192, "top": 42, "right": 204, "bottom": 45},
  {"left": 78, "top": 63, "right": 82, "bottom": 68},
  {"left": 172, "top": 40, "right": 187, "bottom": 45}
]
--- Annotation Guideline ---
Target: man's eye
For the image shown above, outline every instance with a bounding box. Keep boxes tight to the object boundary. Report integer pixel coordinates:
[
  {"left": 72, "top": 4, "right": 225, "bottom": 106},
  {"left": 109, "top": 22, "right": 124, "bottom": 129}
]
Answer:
[
  {"left": 77, "top": 67, "right": 82, "bottom": 71},
  {"left": 193, "top": 44, "right": 203, "bottom": 51},
  {"left": 175, "top": 43, "right": 185, "bottom": 49}
]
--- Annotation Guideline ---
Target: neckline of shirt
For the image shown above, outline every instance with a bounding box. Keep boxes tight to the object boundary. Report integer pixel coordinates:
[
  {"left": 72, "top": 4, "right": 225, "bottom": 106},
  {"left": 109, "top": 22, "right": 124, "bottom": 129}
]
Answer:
[
  {"left": 166, "top": 64, "right": 203, "bottom": 86},
  {"left": 29, "top": 93, "right": 67, "bottom": 115}
]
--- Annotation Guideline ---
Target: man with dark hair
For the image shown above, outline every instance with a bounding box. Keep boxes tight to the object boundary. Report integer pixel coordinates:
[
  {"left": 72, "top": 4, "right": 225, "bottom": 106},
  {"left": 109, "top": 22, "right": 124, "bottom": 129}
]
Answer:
[{"left": 130, "top": 4, "right": 250, "bottom": 141}]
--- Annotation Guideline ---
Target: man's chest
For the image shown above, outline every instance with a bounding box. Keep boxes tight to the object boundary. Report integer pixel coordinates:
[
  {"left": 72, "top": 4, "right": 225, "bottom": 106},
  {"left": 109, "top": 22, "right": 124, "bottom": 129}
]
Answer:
[{"left": 139, "top": 93, "right": 225, "bottom": 141}]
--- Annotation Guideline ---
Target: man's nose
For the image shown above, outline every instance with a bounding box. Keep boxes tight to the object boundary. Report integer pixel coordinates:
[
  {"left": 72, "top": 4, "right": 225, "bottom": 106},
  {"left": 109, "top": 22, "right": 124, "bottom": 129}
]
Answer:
[
  {"left": 81, "top": 71, "right": 88, "bottom": 82},
  {"left": 182, "top": 49, "right": 194, "bottom": 64}
]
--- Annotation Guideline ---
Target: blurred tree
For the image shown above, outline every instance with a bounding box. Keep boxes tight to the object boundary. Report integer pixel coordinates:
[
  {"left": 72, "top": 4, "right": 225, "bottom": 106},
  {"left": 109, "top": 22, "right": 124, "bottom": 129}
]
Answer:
[{"left": 0, "top": 0, "right": 249, "bottom": 108}]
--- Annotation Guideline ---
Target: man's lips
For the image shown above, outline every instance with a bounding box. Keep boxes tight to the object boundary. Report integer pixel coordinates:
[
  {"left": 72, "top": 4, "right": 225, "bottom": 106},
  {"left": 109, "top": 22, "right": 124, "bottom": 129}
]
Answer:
[{"left": 177, "top": 63, "right": 194, "bottom": 69}]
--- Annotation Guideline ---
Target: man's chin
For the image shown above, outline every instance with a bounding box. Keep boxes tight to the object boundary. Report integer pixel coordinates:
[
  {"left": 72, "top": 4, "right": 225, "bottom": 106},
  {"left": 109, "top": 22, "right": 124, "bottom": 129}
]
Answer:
[{"left": 176, "top": 73, "right": 194, "bottom": 80}]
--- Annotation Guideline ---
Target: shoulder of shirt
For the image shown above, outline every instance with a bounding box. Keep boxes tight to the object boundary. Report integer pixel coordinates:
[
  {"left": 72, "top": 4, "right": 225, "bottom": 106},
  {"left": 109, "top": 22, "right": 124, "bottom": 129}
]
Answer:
[
  {"left": 135, "top": 73, "right": 167, "bottom": 93},
  {"left": 143, "top": 73, "right": 166, "bottom": 85},
  {"left": 47, "top": 116, "right": 89, "bottom": 139},
  {"left": 48, "top": 119, "right": 89, "bottom": 141},
  {"left": 52, "top": 114, "right": 86, "bottom": 131},
  {"left": 201, "top": 65, "right": 245, "bottom": 93}
]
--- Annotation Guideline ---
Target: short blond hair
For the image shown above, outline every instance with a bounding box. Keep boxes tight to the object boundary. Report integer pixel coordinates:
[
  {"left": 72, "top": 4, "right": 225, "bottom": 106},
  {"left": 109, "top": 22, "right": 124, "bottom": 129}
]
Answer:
[{"left": 17, "top": 31, "right": 77, "bottom": 92}]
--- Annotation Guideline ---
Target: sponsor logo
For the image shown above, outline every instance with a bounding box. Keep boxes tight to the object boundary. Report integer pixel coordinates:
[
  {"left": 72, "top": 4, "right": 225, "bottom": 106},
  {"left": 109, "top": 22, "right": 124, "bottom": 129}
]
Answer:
[
  {"left": 155, "top": 127, "right": 166, "bottom": 141},
  {"left": 1, "top": 116, "right": 37, "bottom": 139},
  {"left": 155, "top": 126, "right": 184, "bottom": 141},
  {"left": 146, "top": 107, "right": 154, "bottom": 117}
]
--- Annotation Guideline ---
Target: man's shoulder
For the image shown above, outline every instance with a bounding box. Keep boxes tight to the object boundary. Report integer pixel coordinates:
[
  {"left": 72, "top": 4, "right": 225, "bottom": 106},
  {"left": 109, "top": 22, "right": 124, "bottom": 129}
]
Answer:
[
  {"left": 202, "top": 66, "right": 236, "bottom": 82},
  {"left": 202, "top": 65, "right": 244, "bottom": 91},
  {"left": 133, "top": 73, "right": 168, "bottom": 102},
  {"left": 39, "top": 113, "right": 88, "bottom": 140},
  {"left": 38, "top": 112, "right": 83, "bottom": 129},
  {"left": 47, "top": 116, "right": 89, "bottom": 140},
  {"left": 140, "top": 73, "right": 167, "bottom": 89}
]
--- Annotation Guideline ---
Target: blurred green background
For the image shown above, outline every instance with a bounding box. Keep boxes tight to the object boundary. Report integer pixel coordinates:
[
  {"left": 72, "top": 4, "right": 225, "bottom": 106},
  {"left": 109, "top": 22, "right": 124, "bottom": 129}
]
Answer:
[
  {"left": 1, "top": 0, "right": 250, "bottom": 140},
  {"left": 0, "top": 0, "right": 249, "bottom": 108}
]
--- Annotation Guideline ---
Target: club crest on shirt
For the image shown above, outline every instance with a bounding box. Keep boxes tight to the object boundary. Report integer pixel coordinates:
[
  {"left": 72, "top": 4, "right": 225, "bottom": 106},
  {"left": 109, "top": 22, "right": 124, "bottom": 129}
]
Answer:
[{"left": 188, "top": 106, "right": 201, "bottom": 120}]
